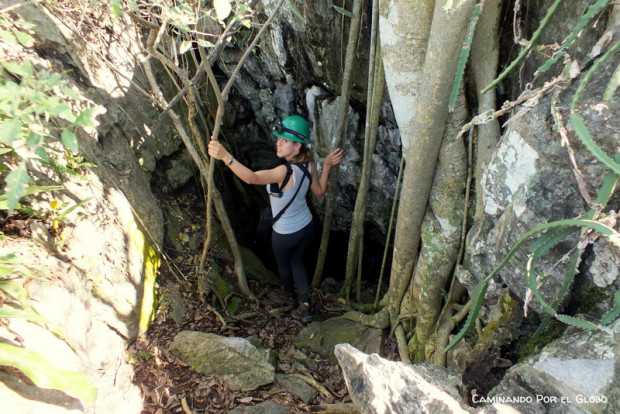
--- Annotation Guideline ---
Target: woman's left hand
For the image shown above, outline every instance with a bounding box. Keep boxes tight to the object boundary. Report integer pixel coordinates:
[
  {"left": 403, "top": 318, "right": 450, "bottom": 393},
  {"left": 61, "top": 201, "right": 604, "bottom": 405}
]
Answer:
[{"left": 325, "top": 148, "right": 343, "bottom": 167}]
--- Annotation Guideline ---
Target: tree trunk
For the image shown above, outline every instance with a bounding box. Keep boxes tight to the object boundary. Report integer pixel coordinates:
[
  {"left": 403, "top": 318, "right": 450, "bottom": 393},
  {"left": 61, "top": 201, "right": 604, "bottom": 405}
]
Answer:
[
  {"left": 378, "top": 0, "right": 434, "bottom": 153},
  {"left": 382, "top": 0, "right": 478, "bottom": 323},
  {"left": 407, "top": 89, "right": 468, "bottom": 362},
  {"left": 471, "top": 0, "right": 502, "bottom": 221},
  {"left": 343, "top": 0, "right": 386, "bottom": 301},
  {"left": 312, "top": 0, "right": 365, "bottom": 288}
]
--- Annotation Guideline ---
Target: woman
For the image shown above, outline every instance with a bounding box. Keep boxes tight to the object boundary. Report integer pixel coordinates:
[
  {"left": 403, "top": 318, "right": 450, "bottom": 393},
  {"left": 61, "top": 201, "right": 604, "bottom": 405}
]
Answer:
[{"left": 208, "top": 115, "right": 343, "bottom": 322}]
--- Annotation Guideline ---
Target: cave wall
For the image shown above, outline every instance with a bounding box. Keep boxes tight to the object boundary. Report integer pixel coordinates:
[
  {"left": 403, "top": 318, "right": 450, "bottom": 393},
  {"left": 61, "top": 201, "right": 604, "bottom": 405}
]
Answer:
[{"left": 0, "top": 2, "right": 173, "bottom": 412}]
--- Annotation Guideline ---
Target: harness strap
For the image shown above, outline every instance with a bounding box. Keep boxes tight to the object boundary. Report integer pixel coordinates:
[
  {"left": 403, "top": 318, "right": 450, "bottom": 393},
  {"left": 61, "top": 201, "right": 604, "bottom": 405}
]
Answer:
[
  {"left": 272, "top": 163, "right": 310, "bottom": 225},
  {"left": 279, "top": 160, "right": 294, "bottom": 191}
]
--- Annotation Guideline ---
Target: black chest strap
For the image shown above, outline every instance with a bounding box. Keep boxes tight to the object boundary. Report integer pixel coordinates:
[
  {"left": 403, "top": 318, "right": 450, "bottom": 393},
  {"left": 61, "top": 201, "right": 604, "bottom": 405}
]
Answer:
[{"left": 270, "top": 159, "right": 311, "bottom": 194}]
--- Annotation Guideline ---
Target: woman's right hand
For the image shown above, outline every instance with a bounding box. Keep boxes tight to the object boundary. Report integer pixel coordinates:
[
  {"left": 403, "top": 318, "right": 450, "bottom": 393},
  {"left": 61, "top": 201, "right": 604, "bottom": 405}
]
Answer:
[{"left": 208, "top": 140, "right": 230, "bottom": 162}]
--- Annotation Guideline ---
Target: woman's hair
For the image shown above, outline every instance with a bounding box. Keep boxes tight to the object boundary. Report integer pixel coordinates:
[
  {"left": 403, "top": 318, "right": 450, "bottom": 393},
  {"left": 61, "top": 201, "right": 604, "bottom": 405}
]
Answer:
[{"left": 292, "top": 144, "right": 313, "bottom": 164}]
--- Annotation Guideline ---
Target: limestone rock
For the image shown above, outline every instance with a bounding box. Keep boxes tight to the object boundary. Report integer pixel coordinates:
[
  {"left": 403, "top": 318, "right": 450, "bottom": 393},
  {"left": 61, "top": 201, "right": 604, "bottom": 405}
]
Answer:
[
  {"left": 484, "top": 318, "right": 620, "bottom": 413},
  {"left": 274, "top": 374, "right": 319, "bottom": 404},
  {"left": 334, "top": 343, "right": 474, "bottom": 414},
  {"left": 464, "top": 49, "right": 620, "bottom": 320},
  {"left": 295, "top": 317, "right": 383, "bottom": 364},
  {"left": 169, "top": 331, "right": 275, "bottom": 391},
  {"left": 228, "top": 399, "right": 291, "bottom": 414}
]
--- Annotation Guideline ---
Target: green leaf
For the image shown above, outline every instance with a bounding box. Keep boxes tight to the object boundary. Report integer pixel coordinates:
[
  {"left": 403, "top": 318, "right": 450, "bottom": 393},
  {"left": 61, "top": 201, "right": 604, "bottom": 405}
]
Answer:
[
  {"left": 526, "top": 265, "right": 556, "bottom": 315},
  {"left": 0, "top": 147, "right": 13, "bottom": 155},
  {"left": 22, "top": 185, "right": 63, "bottom": 197},
  {"left": 444, "top": 280, "right": 488, "bottom": 353},
  {"left": 0, "top": 343, "right": 97, "bottom": 403},
  {"left": 4, "top": 162, "right": 29, "bottom": 215},
  {"left": 591, "top": 155, "right": 619, "bottom": 207},
  {"left": 56, "top": 197, "right": 93, "bottom": 221},
  {"left": 536, "top": 0, "right": 610, "bottom": 74},
  {"left": 554, "top": 314, "right": 598, "bottom": 330},
  {"left": 0, "top": 307, "right": 49, "bottom": 324},
  {"left": 2, "top": 60, "right": 33, "bottom": 77},
  {"left": 482, "top": 0, "right": 565, "bottom": 93},
  {"left": 529, "top": 226, "right": 576, "bottom": 256},
  {"left": 572, "top": 39, "right": 620, "bottom": 110},
  {"left": 287, "top": 0, "right": 307, "bottom": 22},
  {"left": 0, "top": 118, "right": 22, "bottom": 144},
  {"left": 0, "top": 29, "right": 17, "bottom": 44},
  {"left": 0, "top": 265, "right": 14, "bottom": 277},
  {"left": 14, "top": 30, "right": 35, "bottom": 47},
  {"left": 110, "top": 0, "right": 123, "bottom": 19},
  {"left": 570, "top": 114, "right": 620, "bottom": 176},
  {"left": 72, "top": 108, "right": 96, "bottom": 128},
  {"left": 25, "top": 132, "right": 40, "bottom": 149},
  {"left": 45, "top": 72, "right": 63, "bottom": 87},
  {"left": 0, "top": 250, "right": 21, "bottom": 264},
  {"left": 450, "top": 2, "right": 482, "bottom": 108},
  {"left": 60, "top": 88, "right": 78, "bottom": 100},
  {"left": 332, "top": 6, "right": 352, "bottom": 18},
  {"left": 0, "top": 280, "right": 32, "bottom": 307},
  {"left": 603, "top": 62, "right": 620, "bottom": 100},
  {"left": 61, "top": 130, "right": 79, "bottom": 153},
  {"left": 600, "top": 290, "right": 620, "bottom": 325},
  {"left": 34, "top": 145, "right": 49, "bottom": 163},
  {"left": 196, "top": 39, "right": 215, "bottom": 49},
  {"left": 48, "top": 103, "right": 71, "bottom": 117}
]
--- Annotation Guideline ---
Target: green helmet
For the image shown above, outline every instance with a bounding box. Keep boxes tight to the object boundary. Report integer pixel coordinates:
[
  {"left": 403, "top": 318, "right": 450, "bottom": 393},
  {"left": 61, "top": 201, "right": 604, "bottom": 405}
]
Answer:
[{"left": 272, "top": 115, "right": 311, "bottom": 144}]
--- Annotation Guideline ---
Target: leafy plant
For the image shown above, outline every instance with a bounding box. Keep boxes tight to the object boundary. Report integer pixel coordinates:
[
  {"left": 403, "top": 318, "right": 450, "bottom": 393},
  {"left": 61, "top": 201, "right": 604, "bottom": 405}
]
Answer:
[
  {"left": 0, "top": 343, "right": 97, "bottom": 403},
  {"left": 0, "top": 250, "right": 97, "bottom": 403},
  {"left": 0, "top": 57, "right": 98, "bottom": 215},
  {"left": 326, "top": 0, "right": 352, "bottom": 17},
  {"left": 48, "top": 196, "right": 93, "bottom": 234},
  {"left": 128, "top": 349, "right": 151, "bottom": 364},
  {"left": 0, "top": 15, "right": 102, "bottom": 403},
  {"left": 0, "top": 185, "right": 62, "bottom": 215},
  {"left": 444, "top": 0, "right": 620, "bottom": 355},
  {"left": 445, "top": 214, "right": 619, "bottom": 353}
]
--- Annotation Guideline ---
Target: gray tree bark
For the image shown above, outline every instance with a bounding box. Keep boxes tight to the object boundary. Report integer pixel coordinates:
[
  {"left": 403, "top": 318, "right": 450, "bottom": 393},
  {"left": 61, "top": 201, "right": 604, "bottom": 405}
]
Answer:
[{"left": 381, "top": 0, "right": 478, "bottom": 326}]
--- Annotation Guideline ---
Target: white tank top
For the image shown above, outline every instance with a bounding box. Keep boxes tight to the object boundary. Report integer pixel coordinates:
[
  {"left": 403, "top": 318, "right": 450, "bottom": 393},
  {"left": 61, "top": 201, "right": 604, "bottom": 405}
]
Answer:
[{"left": 268, "top": 164, "right": 312, "bottom": 234}]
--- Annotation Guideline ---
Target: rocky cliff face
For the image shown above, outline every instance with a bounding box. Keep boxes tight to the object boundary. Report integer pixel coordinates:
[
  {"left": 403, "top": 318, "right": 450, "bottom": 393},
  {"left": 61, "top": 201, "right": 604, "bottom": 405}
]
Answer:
[{"left": 0, "top": 2, "right": 169, "bottom": 412}]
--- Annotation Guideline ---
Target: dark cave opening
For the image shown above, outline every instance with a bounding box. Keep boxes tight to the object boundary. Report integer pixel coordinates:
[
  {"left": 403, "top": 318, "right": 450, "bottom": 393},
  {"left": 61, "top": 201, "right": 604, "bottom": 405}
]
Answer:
[{"left": 153, "top": 150, "right": 392, "bottom": 304}]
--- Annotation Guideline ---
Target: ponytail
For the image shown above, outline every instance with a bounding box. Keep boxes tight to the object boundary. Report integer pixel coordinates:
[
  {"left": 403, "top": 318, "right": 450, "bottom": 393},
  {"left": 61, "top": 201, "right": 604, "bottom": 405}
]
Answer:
[{"left": 292, "top": 144, "right": 313, "bottom": 164}]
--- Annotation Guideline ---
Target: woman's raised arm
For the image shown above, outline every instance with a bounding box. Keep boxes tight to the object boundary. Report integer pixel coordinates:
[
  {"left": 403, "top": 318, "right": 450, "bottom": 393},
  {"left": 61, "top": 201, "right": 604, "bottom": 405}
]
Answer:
[
  {"left": 310, "top": 148, "right": 343, "bottom": 198},
  {"left": 208, "top": 140, "right": 286, "bottom": 185}
]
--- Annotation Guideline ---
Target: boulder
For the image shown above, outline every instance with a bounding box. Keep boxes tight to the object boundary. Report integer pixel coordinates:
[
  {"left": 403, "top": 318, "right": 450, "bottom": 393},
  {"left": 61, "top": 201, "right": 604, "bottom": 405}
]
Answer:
[
  {"left": 295, "top": 317, "right": 383, "bottom": 364},
  {"left": 485, "top": 318, "right": 620, "bottom": 413},
  {"left": 169, "top": 331, "right": 275, "bottom": 391},
  {"left": 334, "top": 343, "right": 475, "bottom": 414},
  {"left": 228, "top": 399, "right": 291, "bottom": 414}
]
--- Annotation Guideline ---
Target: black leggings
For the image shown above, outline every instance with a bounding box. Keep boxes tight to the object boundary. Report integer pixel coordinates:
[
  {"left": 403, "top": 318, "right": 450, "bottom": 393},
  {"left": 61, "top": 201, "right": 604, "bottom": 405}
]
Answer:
[{"left": 271, "top": 222, "right": 313, "bottom": 303}]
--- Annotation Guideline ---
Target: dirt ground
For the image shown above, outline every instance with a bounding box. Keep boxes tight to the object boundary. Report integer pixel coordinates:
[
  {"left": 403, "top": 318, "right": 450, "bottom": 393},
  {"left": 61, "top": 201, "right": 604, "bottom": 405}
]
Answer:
[{"left": 128, "top": 230, "right": 367, "bottom": 414}]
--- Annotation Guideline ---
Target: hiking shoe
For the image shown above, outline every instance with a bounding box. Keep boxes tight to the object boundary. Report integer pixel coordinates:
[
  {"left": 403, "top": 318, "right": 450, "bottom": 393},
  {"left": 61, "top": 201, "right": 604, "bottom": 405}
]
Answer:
[
  {"left": 291, "top": 302, "right": 312, "bottom": 323},
  {"left": 269, "top": 289, "right": 295, "bottom": 305}
]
